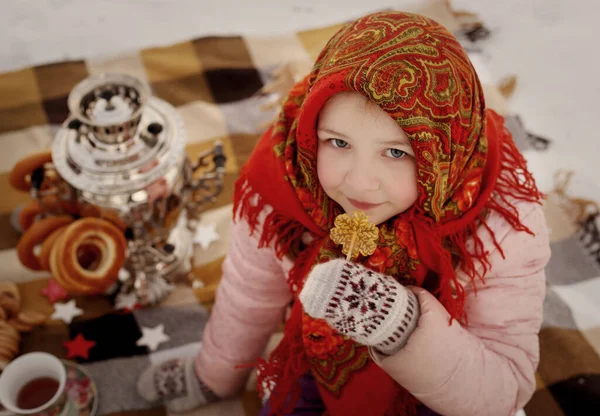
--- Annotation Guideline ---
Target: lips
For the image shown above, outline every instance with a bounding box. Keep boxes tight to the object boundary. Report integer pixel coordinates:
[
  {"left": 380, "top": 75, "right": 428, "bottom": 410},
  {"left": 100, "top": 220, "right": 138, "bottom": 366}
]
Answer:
[{"left": 347, "top": 197, "right": 382, "bottom": 211}]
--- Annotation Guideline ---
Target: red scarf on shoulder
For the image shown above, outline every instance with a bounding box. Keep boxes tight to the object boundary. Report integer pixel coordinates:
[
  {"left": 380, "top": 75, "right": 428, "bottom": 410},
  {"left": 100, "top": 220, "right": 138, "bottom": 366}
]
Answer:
[{"left": 234, "top": 11, "right": 542, "bottom": 416}]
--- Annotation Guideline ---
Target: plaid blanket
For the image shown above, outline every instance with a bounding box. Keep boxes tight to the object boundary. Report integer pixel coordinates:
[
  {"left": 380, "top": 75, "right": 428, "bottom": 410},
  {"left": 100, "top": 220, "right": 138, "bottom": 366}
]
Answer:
[{"left": 1, "top": 1, "right": 599, "bottom": 415}]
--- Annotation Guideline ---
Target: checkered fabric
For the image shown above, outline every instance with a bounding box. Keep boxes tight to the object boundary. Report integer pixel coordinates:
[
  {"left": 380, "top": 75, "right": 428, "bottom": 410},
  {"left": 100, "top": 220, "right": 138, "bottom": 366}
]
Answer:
[{"left": 0, "top": 2, "right": 598, "bottom": 415}]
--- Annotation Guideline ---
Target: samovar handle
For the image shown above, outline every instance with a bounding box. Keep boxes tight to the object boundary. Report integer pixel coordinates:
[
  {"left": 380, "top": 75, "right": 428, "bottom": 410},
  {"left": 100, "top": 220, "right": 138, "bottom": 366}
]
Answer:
[{"left": 188, "top": 141, "right": 227, "bottom": 206}]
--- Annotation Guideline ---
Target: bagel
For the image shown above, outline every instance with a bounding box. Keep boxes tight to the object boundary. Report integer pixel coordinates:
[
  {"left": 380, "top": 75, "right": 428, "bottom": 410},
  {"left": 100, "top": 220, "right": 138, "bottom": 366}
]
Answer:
[
  {"left": 51, "top": 217, "right": 127, "bottom": 294},
  {"left": 49, "top": 242, "right": 84, "bottom": 294},
  {"left": 39, "top": 225, "right": 68, "bottom": 271},
  {"left": 16, "top": 216, "right": 74, "bottom": 270},
  {"left": 8, "top": 151, "right": 52, "bottom": 192},
  {"left": 17, "top": 200, "right": 41, "bottom": 231},
  {"left": 79, "top": 204, "right": 128, "bottom": 232}
]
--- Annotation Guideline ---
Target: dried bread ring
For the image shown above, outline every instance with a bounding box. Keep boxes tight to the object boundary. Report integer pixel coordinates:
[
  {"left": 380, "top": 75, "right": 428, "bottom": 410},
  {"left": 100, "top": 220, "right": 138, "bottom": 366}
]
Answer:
[
  {"left": 0, "top": 327, "right": 19, "bottom": 361},
  {"left": 50, "top": 230, "right": 99, "bottom": 294},
  {"left": 18, "top": 200, "right": 42, "bottom": 231},
  {"left": 0, "top": 322, "right": 19, "bottom": 343},
  {"left": 58, "top": 198, "right": 80, "bottom": 216},
  {"left": 0, "top": 332, "right": 18, "bottom": 350},
  {"left": 51, "top": 218, "right": 127, "bottom": 294},
  {"left": 0, "top": 338, "right": 19, "bottom": 357},
  {"left": 0, "top": 282, "right": 20, "bottom": 320},
  {"left": 7, "top": 319, "right": 33, "bottom": 333},
  {"left": 8, "top": 151, "right": 53, "bottom": 192},
  {"left": 39, "top": 225, "right": 68, "bottom": 271},
  {"left": 0, "top": 282, "right": 20, "bottom": 305},
  {"left": 16, "top": 216, "right": 74, "bottom": 270},
  {"left": 49, "top": 244, "right": 82, "bottom": 294},
  {"left": 79, "top": 205, "right": 128, "bottom": 232},
  {"left": 0, "top": 296, "right": 19, "bottom": 320},
  {"left": 0, "top": 343, "right": 19, "bottom": 361},
  {"left": 17, "top": 310, "right": 47, "bottom": 326},
  {"left": 19, "top": 198, "right": 78, "bottom": 233}
]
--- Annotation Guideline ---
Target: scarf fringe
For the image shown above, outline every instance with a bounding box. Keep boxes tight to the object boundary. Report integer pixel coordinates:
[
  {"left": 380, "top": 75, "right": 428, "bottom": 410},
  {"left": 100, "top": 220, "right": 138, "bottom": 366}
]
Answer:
[
  {"left": 231, "top": 215, "right": 320, "bottom": 415},
  {"left": 233, "top": 168, "right": 262, "bottom": 232},
  {"left": 257, "top": 242, "right": 322, "bottom": 415},
  {"left": 234, "top": 170, "right": 305, "bottom": 259},
  {"left": 255, "top": 303, "right": 310, "bottom": 415},
  {"left": 431, "top": 124, "right": 544, "bottom": 325}
]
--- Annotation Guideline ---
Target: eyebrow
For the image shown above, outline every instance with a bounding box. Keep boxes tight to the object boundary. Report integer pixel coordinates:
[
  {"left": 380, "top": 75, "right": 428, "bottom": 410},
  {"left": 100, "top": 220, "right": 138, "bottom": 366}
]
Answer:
[
  {"left": 318, "top": 128, "right": 410, "bottom": 146},
  {"left": 377, "top": 138, "right": 411, "bottom": 146},
  {"left": 318, "top": 128, "right": 348, "bottom": 139}
]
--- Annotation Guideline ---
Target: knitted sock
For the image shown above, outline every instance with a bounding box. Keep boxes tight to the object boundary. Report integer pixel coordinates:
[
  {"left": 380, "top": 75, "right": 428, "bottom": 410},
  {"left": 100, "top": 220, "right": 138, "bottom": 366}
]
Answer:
[
  {"left": 137, "top": 356, "right": 219, "bottom": 412},
  {"left": 299, "top": 259, "right": 420, "bottom": 356}
]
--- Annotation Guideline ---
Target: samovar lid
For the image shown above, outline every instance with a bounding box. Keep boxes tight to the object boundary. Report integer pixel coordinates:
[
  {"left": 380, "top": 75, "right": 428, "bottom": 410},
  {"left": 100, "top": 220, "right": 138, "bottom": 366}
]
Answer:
[{"left": 52, "top": 73, "right": 186, "bottom": 196}]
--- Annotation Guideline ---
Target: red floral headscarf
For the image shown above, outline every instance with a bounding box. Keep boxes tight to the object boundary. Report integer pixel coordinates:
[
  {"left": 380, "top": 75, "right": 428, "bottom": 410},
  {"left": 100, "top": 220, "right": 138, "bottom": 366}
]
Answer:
[{"left": 234, "top": 11, "right": 542, "bottom": 416}]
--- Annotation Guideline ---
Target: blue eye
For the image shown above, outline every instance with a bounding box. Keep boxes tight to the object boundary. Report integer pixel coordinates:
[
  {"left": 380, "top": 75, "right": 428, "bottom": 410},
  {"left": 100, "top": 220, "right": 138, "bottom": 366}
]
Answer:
[
  {"left": 386, "top": 148, "right": 406, "bottom": 159},
  {"left": 330, "top": 139, "right": 349, "bottom": 148}
]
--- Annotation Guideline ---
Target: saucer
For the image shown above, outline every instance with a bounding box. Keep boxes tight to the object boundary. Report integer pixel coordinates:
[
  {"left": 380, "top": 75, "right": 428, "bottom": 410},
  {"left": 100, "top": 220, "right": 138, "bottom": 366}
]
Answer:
[
  {"left": 62, "top": 360, "right": 98, "bottom": 416},
  {"left": 0, "top": 360, "right": 97, "bottom": 416}
]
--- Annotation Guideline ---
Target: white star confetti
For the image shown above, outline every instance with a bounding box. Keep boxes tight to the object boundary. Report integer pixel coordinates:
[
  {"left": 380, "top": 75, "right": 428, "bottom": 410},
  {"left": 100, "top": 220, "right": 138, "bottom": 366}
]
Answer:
[
  {"left": 51, "top": 300, "right": 83, "bottom": 324},
  {"left": 193, "top": 223, "right": 220, "bottom": 250},
  {"left": 114, "top": 292, "right": 138, "bottom": 311},
  {"left": 136, "top": 324, "right": 170, "bottom": 352}
]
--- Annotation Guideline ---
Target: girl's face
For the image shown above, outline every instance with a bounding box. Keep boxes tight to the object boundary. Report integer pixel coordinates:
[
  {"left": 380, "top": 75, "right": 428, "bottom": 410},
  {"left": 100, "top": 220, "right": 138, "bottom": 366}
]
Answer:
[{"left": 316, "top": 92, "right": 418, "bottom": 225}]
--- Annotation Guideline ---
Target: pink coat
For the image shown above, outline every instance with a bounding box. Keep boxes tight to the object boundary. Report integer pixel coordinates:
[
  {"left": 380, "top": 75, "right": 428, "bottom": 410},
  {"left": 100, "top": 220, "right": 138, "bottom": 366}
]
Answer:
[{"left": 195, "top": 199, "right": 550, "bottom": 416}]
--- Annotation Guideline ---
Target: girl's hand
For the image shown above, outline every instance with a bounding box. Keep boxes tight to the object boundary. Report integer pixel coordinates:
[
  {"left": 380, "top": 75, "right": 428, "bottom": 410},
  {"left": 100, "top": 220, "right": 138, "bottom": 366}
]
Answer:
[{"left": 299, "top": 259, "right": 420, "bottom": 355}]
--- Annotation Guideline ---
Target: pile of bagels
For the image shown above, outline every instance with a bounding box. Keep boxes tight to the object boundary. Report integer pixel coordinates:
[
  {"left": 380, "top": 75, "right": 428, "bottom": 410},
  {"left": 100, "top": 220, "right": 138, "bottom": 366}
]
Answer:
[
  {"left": 10, "top": 151, "right": 128, "bottom": 295},
  {"left": 0, "top": 282, "right": 47, "bottom": 369}
]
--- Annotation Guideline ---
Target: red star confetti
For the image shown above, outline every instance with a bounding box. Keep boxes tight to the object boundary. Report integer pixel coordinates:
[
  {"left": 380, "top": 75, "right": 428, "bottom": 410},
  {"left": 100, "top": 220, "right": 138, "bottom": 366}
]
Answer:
[
  {"left": 63, "top": 333, "right": 96, "bottom": 360},
  {"left": 41, "top": 279, "right": 69, "bottom": 304}
]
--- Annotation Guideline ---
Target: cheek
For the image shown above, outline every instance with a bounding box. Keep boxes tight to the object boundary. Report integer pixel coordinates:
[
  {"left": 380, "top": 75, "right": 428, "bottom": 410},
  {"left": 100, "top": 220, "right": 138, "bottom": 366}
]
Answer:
[
  {"left": 405, "top": 179, "right": 419, "bottom": 204},
  {"left": 388, "top": 162, "right": 419, "bottom": 207},
  {"left": 317, "top": 149, "right": 344, "bottom": 193},
  {"left": 317, "top": 151, "right": 337, "bottom": 193}
]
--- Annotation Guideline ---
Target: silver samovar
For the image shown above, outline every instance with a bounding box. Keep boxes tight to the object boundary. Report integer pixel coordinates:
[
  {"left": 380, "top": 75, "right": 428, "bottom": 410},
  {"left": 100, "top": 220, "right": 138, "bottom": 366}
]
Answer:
[{"left": 45, "top": 73, "right": 226, "bottom": 305}]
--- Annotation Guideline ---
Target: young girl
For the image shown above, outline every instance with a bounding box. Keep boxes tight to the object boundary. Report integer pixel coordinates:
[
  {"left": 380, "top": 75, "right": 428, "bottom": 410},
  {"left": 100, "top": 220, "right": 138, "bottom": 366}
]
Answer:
[{"left": 137, "top": 11, "right": 550, "bottom": 416}]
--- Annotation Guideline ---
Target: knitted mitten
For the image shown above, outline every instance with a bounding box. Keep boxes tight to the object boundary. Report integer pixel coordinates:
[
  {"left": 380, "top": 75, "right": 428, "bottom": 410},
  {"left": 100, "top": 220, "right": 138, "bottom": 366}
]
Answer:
[
  {"left": 299, "top": 259, "right": 420, "bottom": 356},
  {"left": 137, "top": 357, "right": 219, "bottom": 412}
]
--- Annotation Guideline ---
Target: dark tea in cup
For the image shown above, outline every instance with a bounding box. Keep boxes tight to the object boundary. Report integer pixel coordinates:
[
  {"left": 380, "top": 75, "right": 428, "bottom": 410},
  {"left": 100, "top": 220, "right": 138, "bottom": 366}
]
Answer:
[
  {"left": 0, "top": 352, "right": 68, "bottom": 415},
  {"left": 16, "top": 377, "right": 59, "bottom": 410}
]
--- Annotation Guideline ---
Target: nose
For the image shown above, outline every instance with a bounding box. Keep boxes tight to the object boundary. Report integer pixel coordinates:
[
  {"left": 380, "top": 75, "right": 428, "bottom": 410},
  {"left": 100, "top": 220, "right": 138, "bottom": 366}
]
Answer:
[{"left": 344, "top": 161, "right": 379, "bottom": 192}]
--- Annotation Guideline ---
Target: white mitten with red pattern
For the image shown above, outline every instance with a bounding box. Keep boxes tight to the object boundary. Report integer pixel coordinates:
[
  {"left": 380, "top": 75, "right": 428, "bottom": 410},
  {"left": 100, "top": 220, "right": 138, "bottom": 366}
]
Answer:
[{"left": 299, "top": 259, "right": 420, "bottom": 355}]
